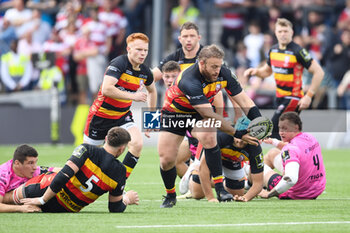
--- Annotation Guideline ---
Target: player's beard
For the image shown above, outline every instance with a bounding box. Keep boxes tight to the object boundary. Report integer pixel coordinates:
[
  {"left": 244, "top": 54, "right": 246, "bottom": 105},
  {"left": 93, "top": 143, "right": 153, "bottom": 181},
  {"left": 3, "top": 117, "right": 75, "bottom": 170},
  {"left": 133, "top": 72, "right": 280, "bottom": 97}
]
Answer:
[{"left": 202, "top": 65, "right": 218, "bottom": 82}]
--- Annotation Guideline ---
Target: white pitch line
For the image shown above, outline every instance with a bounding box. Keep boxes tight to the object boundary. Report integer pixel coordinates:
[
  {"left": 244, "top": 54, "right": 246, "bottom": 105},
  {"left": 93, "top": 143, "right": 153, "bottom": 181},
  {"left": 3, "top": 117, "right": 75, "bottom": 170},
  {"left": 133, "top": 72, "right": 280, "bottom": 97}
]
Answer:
[{"left": 115, "top": 221, "right": 350, "bottom": 229}]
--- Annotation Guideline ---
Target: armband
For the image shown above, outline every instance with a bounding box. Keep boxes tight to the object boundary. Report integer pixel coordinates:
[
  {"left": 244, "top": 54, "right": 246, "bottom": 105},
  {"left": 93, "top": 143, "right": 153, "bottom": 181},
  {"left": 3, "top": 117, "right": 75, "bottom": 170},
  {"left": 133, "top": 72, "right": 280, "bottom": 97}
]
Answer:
[
  {"left": 109, "top": 200, "right": 127, "bottom": 213},
  {"left": 61, "top": 165, "right": 75, "bottom": 177},
  {"left": 38, "top": 197, "right": 46, "bottom": 205},
  {"left": 247, "top": 106, "right": 262, "bottom": 120},
  {"left": 234, "top": 129, "right": 247, "bottom": 139},
  {"left": 49, "top": 170, "right": 70, "bottom": 193}
]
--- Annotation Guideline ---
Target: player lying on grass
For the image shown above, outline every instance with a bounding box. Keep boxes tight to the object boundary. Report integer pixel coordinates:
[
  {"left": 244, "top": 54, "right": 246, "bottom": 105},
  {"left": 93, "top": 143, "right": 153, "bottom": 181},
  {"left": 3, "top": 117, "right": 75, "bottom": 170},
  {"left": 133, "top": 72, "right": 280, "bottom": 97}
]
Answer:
[
  {"left": 258, "top": 112, "right": 326, "bottom": 199},
  {"left": 180, "top": 117, "right": 264, "bottom": 202},
  {"left": 4, "top": 127, "right": 139, "bottom": 213},
  {"left": 0, "top": 144, "right": 60, "bottom": 213}
]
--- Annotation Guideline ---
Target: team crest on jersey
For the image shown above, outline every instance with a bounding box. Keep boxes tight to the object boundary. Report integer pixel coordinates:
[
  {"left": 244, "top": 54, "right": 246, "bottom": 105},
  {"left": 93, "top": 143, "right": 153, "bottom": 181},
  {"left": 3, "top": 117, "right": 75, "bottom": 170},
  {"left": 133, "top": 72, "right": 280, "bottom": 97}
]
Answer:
[
  {"left": 283, "top": 56, "right": 290, "bottom": 67},
  {"left": 281, "top": 150, "right": 290, "bottom": 162},
  {"left": 216, "top": 84, "right": 221, "bottom": 91},
  {"left": 72, "top": 145, "right": 87, "bottom": 158},
  {"left": 139, "top": 79, "right": 144, "bottom": 85}
]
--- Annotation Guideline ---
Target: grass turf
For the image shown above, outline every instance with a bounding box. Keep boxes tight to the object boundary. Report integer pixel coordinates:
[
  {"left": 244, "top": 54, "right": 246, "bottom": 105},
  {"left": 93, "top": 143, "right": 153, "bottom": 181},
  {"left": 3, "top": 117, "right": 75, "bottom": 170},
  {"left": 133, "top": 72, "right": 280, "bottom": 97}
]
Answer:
[{"left": 0, "top": 145, "right": 349, "bottom": 233}]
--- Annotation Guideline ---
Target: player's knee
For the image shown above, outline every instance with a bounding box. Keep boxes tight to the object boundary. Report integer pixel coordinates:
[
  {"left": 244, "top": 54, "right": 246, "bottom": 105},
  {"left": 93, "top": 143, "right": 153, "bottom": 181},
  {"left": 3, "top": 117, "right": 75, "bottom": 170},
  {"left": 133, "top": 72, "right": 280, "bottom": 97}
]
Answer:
[
  {"left": 129, "top": 139, "right": 143, "bottom": 153},
  {"left": 198, "top": 133, "right": 216, "bottom": 148}
]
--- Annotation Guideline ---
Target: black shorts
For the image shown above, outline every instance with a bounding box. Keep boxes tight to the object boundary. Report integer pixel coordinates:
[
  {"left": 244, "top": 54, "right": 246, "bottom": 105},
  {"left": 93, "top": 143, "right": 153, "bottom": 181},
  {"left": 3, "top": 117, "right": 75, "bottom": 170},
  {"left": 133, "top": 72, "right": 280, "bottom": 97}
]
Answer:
[
  {"left": 160, "top": 110, "right": 202, "bottom": 136},
  {"left": 85, "top": 111, "right": 134, "bottom": 140},
  {"left": 271, "top": 97, "right": 300, "bottom": 138},
  {"left": 267, "top": 173, "right": 282, "bottom": 191},
  {"left": 23, "top": 173, "right": 68, "bottom": 212}
]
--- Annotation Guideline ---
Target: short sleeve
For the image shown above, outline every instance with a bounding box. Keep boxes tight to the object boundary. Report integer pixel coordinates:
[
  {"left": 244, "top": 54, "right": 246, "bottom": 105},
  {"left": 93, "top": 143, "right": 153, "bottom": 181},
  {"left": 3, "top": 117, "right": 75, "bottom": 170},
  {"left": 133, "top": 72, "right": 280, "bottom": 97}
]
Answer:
[
  {"left": 68, "top": 144, "right": 90, "bottom": 169},
  {"left": 104, "top": 56, "right": 127, "bottom": 79},
  {"left": 295, "top": 45, "right": 313, "bottom": 69},
  {"left": 222, "top": 67, "right": 243, "bottom": 96},
  {"left": 109, "top": 164, "right": 126, "bottom": 196}
]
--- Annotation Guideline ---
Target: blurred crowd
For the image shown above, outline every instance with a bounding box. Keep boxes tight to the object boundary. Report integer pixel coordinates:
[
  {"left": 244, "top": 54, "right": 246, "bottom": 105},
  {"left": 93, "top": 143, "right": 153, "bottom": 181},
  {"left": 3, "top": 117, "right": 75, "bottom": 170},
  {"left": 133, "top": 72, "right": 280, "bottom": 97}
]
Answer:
[{"left": 0, "top": 0, "right": 349, "bottom": 109}]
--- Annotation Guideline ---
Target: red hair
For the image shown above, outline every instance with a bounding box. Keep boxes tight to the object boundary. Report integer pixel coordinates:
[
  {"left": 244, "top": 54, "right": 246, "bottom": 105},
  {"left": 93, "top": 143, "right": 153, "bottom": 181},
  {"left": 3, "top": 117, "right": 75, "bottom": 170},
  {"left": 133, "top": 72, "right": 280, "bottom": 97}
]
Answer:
[{"left": 126, "top": 33, "right": 149, "bottom": 45}]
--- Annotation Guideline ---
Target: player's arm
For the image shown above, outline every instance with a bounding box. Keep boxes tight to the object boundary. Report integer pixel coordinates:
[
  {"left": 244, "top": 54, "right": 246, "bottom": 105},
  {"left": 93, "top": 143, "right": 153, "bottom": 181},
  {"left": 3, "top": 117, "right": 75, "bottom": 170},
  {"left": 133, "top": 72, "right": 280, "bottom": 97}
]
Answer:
[
  {"left": 261, "top": 162, "right": 300, "bottom": 198},
  {"left": 152, "top": 67, "right": 163, "bottom": 82},
  {"left": 101, "top": 75, "right": 147, "bottom": 102},
  {"left": 0, "top": 194, "right": 41, "bottom": 213},
  {"left": 145, "top": 82, "right": 157, "bottom": 110},
  {"left": 211, "top": 90, "right": 224, "bottom": 116},
  {"left": 298, "top": 60, "right": 324, "bottom": 110},
  {"left": 108, "top": 190, "right": 139, "bottom": 213},
  {"left": 243, "top": 63, "right": 273, "bottom": 80},
  {"left": 242, "top": 172, "right": 263, "bottom": 201}
]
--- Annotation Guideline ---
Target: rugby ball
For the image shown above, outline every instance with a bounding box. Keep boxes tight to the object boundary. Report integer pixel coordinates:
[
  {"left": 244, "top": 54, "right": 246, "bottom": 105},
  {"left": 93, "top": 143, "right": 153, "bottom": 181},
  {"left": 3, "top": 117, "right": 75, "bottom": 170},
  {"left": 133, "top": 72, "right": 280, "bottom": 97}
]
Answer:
[{"left": 247, "top": 116, "right": 273, "bottom": 140}]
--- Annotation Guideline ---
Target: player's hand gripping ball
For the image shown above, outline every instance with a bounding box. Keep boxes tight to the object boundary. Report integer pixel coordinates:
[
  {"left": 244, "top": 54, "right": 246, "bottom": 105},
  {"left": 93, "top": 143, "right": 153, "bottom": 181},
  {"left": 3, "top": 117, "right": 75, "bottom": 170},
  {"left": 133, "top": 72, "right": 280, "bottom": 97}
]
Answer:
[{"left": 248, "top": 116, "right": 273, "bottom": 140}]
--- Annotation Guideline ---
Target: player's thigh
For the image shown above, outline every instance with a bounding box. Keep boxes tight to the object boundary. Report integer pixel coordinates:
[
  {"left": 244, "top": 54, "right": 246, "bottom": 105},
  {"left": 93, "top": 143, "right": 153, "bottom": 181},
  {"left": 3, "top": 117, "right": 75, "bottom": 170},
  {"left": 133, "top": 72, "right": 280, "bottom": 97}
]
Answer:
[
  {"left": 192, "top": 124, "right": 217, "bottom": 148},
  {"left": 158, "top": 131, "right": 184, "bottom": 164},
  {"left": 264, "top": 148, "right": 281, "bottom": 168},
  {"left": 126, "top": 125, "right": 143, "bottom": 150}
]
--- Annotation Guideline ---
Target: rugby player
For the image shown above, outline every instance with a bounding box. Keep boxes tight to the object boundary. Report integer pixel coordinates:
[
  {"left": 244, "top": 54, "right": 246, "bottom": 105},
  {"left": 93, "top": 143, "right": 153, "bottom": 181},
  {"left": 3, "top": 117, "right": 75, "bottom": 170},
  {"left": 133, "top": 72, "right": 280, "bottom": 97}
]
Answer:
[
  {"left": 158, "top": 44, "right": 262, "bottom": 207},
  {"left": 244, "top": 18, "right": 324, "bottom": 139},
  {"left": 258, "top": 112, "right": 326, "bottom": 199},
  {"left": 8, "top": 127, "right": 139, "bottom": 212},
  {"left": 83, "top": 33, "right": 157, "bottom": 179}
]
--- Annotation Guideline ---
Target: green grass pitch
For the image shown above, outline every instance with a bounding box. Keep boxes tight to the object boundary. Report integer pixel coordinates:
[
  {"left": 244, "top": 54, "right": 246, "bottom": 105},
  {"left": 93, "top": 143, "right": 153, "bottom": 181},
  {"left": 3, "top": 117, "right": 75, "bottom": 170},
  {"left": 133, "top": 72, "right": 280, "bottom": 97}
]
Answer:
[{"left": 0, "top": 145, "right": 349, "bottom": 233}]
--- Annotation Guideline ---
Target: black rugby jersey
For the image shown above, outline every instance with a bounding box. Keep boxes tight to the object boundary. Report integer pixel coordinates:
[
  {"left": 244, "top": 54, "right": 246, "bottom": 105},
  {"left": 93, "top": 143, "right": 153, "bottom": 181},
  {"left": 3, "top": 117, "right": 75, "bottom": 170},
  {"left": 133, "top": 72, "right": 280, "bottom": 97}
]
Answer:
[
  {"left": 89, "top": 54, "right": 153, "bottom": 120},
  {"left": 158, "top": 45, "right": 203, "bottom": 71},
  {"left": 217, "top": 131, "right": 264, "bottom": 174},
  {"left": 267, "top": 41, "right": 312, "bottom": 98},
  {"left": 163, "top": 63, "right": 242, "bottom": 114},
  {"left": 56, "top": 144, "right": 126, "bottom": 212}
]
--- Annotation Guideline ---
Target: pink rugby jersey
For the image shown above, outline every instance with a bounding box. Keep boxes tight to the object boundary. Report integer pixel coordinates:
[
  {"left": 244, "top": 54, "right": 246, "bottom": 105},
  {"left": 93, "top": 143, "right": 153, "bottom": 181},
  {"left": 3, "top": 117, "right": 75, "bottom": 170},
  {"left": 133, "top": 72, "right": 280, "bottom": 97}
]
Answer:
[
  {"left": 280, "top": 132, "right": 326, "bottom": 199},
  {"left": 0, "top": 160, "right": 53, "bottom": 196}
]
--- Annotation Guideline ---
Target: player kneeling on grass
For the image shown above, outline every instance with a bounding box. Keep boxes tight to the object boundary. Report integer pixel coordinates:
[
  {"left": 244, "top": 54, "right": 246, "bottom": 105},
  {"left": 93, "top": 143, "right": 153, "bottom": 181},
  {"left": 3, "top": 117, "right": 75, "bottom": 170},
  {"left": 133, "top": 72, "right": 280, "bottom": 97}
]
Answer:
[
  {"left": 181, "top": 117, "right": 264, "bottom": 202},
  {"left": 258, "top": 112, "right": 326, "bottom": 199},
  {"left": 5, "top": 127, "right": 139, "bottom": 213}
]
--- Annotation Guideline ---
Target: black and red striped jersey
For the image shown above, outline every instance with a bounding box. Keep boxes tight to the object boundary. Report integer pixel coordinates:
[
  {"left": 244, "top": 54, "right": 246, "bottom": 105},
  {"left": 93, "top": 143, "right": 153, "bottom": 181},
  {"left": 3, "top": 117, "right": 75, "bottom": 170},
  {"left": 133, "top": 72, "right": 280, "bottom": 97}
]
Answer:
[
  {"left": 217, "top": 131, "right": 263, "bottom": 174},
  {"left": 267, "top": 41, "right": 313, "bottom": 98},
  {"left": 89, "top": 54, "right": 153, "bottom": 120},
  {"left": 158, "top": 45, "right": 203, "bottom": 71},
  {"left": 162, "top": 63, "right": 242, "bottom": 114},
  {"left": 56, "top": 144, "right": 126, "bottom": 212}
]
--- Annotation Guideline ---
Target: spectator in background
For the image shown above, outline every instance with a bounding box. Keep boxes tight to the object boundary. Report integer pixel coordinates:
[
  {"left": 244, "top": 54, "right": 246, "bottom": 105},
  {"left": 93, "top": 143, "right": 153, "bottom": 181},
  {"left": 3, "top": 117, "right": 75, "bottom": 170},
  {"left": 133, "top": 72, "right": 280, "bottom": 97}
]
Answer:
[
  {"left": 1, "top": 39, "right": 33, "bottom": 92},
  {"left": 326, "top": 29, "right": 350, "bottom": 109},
  {"left": 59, "top": 19, "right": 79, "bottom": 104},
  {"left": 0, "top": 18, "right": 16, "bottom": 54},
  {"left": 3, "top": 0, "right": 32, "bottom": 39},
  {"left": 170, "top": 0, "right": 199, "bottom": 48},
  {"left": 83, "top": 6, "right": 110, "bottom": 100},
  {"left": 43, "top": 29, "right": 71, "bottom": 77},
  {"left": 337, "top": 0, "right": 350, "bottom": 31},
  {"left": 98, "top": 0, "right": 128, "bottom": 60},
  {"left": 26, "top": 0, "right": 57, "bottom": 26},
  {"left": 71, "top": 25, "right": 99, "bottom": 146},
  {"left": 215, "top": 0, "right": 245, "bottom": 53},
  {"left": 54, "top": 0, "right": 84, "bottom": 32},
  {"left": 243, "top": 21, "right": 264, "bottom": 68}
]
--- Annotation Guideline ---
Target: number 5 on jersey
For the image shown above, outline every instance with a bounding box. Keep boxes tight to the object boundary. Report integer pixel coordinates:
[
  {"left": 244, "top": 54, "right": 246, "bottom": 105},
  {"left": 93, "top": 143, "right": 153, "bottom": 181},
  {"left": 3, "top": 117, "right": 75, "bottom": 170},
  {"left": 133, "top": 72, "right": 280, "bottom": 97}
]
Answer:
[{"left": 80, "top": 175, "right": 99, "bottom": 192}]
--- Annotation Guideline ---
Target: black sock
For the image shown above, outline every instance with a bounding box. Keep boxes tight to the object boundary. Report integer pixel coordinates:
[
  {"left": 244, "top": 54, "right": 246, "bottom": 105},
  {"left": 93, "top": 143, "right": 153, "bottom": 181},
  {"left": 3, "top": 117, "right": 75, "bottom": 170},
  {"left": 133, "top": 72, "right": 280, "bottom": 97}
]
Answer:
[
  {"left": 205, "top": 145, "right": 224, "bottom": 192},
  {"left": 123, "top": 151, "right": 139, "bottom": 179},
  {"left": 160, "top": 166, "right": 177, "bottom": 197}
]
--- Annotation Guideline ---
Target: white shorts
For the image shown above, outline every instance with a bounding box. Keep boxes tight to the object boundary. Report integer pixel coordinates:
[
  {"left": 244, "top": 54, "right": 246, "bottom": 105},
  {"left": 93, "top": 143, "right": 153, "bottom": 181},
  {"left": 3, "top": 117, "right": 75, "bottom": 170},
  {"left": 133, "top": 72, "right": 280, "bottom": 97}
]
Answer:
[
  {"left": 223, "top": 166, "right": 245, "bottom": 181},
  {"left": 83, "top": 122, "right": 137, "bottom": 146}
]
